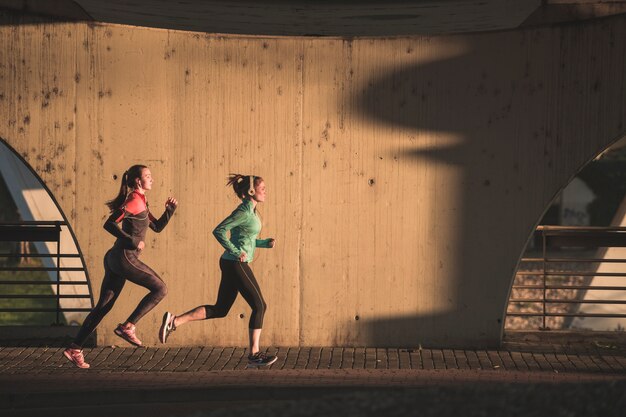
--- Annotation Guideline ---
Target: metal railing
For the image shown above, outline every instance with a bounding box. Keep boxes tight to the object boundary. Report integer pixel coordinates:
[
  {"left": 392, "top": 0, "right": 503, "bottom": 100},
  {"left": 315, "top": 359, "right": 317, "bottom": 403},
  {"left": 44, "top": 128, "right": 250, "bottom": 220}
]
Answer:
[
  {"left": 0, "top": 221, "right": 91, "bottom": 325},
  {"left": 507, "top": 225, "right": 626, "bottom": 330}
]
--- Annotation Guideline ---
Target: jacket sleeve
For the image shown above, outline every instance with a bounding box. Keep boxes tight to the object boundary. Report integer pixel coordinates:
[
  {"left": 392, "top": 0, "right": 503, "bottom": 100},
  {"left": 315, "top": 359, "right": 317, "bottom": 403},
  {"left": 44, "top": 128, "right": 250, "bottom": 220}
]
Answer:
[
  {"left": 103, "top": 209, "right": 141, "bottom": 249},
  {"left": 149, "top": 205, "right": 176, "bottom": 233},
  {"left": 255, "top": 238, "right": 272, "bottom": 248},
  {"left": 212, "top": 207, "right": 246, "bottom": 257}
]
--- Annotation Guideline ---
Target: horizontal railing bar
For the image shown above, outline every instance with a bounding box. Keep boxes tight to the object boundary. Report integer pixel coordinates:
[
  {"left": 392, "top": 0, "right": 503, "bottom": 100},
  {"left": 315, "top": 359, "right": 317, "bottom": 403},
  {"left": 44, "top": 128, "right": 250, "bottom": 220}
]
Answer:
[
  {"left": 516, "top": 272, "right": 626, "bottom": 277},
  {"left": 509, "top": 299, "right": 626, "bottom": 304},
  {"left": 521, "top": 257, "right": 626, "bottom": 263},
  {"left": 0, "top": 221, "right": 66, "bottom": 226},
  {"left": 546, "top": 272, "right": 626, "bottom": 277},
  {"left": 536, "top": 225, "right": 626, "bottom": 232},
  {"left": 0, "top": 267, "right": 85, "bottom": 272},
  {"left": 0, "top": 254, "right": 81, "bottom": 258},
  {"left": 506, "top": 312, "right": 626, "bottom": 317},
  {"left": 512, "top": 285, "right": 626, "bottom": 290},
  {"left": 0, "top": 294, "right": 91, "bottom": 299},
  {"left": 0, "top": 308, "right": 91, "bottom": 313},
  {"left": 0, "top": 281, "right": 89, "bottom": 285}
]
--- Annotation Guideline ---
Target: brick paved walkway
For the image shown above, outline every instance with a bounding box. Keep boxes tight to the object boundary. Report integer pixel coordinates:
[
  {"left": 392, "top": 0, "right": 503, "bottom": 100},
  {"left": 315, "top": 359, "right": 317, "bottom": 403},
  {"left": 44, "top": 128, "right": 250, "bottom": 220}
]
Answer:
[
  {"left": 0, "top": 332, "right": 624, "bottom": 416},
  {"left": 1, "top": 344, "right": 625, "bottom": 374}
]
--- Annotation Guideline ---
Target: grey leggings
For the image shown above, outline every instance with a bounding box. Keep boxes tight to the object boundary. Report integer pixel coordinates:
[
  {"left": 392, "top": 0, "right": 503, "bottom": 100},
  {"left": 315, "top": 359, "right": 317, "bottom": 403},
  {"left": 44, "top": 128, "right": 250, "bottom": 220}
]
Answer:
[
  {"left": 73, "top": 248, "right": 167, "bottom": 346},
  {"left": 202, "top": 258, "right": 267, "bottom": 329}
]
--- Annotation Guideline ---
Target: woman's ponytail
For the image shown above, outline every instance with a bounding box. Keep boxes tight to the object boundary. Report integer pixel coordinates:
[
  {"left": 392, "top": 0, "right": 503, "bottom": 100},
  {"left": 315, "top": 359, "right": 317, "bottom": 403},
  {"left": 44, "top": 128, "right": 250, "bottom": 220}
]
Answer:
[
  {"left": 106, "top": 165, "right": 147, "bottom": 212},
  {"left": 226, "top": 173, "right": 262, "bottom": 199}
]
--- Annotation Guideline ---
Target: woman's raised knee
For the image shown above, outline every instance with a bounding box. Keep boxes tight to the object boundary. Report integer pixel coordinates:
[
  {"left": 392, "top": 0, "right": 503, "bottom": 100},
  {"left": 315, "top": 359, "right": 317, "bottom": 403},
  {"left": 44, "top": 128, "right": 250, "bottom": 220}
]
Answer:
[
  {"left": 253, "top": 300, "right": 267, "bottom": 315},
  {"left": 214, "top": 307, "right": 229, "bottom": 318},
  {"left": 154, "top": 282, "right": 168, "bottom": 299}
]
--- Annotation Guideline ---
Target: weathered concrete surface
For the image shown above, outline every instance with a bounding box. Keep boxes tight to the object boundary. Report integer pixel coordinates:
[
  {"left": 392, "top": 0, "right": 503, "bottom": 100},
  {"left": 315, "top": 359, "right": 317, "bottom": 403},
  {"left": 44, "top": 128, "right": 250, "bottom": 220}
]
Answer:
[{"left": 0, "top": 11, "right": 625, "bottom": 348}]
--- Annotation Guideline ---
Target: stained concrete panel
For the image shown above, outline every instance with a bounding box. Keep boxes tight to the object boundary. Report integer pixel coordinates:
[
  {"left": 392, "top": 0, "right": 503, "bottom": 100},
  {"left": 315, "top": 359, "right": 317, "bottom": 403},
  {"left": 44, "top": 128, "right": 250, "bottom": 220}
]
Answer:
[{"left": 0, "top": 13, "right": 625, "bottom": 347}]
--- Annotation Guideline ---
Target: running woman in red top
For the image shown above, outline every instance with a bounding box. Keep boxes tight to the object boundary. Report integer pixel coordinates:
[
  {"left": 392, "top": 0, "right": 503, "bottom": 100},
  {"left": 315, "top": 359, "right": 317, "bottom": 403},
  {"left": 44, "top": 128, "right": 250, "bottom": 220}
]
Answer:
[{"left": 63, "top": 165, "right": 178, "bottom": 369}]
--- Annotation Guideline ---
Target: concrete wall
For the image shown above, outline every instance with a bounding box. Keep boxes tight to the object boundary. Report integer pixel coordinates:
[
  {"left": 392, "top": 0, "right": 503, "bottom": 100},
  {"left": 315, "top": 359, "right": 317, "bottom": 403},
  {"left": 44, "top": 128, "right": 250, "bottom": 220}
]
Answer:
[{"left": 1, "top": 13, "right": 625, "bottom": 347}]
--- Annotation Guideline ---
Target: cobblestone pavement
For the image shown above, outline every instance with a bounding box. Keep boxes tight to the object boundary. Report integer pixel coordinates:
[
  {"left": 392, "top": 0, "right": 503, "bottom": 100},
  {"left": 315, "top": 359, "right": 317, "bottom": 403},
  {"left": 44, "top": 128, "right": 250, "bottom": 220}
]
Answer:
[
  {"left": 1, "top": 344, "right": 625, "bottom": 374},
  {"left": 0, "top": 332, "right": 624, "bottom": 416}
]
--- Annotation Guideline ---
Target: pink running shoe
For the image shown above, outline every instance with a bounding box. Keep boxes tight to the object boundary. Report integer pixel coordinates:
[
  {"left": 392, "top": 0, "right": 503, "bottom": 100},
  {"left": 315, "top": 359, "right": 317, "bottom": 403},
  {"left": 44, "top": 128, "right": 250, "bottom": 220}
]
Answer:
[
  {"left": 63, "top": 347, "right": 90, "bottom": 369},
  {"left": 114, "top": 323, "right": 143, "bottom": 347}
]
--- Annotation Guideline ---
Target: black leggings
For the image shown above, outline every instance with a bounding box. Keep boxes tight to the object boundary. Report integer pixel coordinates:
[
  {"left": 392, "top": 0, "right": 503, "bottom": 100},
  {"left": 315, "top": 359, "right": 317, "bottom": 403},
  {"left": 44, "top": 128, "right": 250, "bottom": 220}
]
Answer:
[
  {"left": 203, "top": 258, "right": 267, "bottom": 329},
  {"left": 73, "top": 248, "right": 167, "bottom": 346}
]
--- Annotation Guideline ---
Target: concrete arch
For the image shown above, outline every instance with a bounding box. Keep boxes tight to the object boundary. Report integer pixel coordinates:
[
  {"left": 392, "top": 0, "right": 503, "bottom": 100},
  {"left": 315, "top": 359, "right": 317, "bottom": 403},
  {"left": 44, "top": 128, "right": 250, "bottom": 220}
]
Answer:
[
  {"left": 507, "top": 132, "right": 626, "bottom": 331},
  {"left": 0, "top": 12, "right": 625, "bottom": 347},
  {"left": 0, "top": 136, "right": 94, "bottom": 323}
]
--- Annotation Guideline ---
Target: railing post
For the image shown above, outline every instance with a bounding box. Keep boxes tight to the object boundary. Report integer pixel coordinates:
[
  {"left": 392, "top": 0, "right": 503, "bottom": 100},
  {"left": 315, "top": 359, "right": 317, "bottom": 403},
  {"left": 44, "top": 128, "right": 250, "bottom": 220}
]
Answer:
[
  {"left": 541, "top": 228, "right": 547, "bottom": 330},
  {"left": 55, "top": 222, "right": 61, "bottom": 326}
]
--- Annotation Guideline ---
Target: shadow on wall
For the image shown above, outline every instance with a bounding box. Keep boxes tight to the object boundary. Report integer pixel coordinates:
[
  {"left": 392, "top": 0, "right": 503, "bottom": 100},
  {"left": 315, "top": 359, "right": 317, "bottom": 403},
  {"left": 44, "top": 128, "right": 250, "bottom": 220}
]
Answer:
[
  {"left": 357, "top": 314, "right": 501, "bottom": 349},
  {"left": 349, "top": 28, "right": 626, "bottom": 346}
]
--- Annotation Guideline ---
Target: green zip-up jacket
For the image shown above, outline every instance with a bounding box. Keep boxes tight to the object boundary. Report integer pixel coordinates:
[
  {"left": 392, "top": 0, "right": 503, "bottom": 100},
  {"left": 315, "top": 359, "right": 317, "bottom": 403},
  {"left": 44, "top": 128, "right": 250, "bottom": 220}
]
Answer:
[{"left": 213, "top": 199, "right": 272, "bottom": 263}]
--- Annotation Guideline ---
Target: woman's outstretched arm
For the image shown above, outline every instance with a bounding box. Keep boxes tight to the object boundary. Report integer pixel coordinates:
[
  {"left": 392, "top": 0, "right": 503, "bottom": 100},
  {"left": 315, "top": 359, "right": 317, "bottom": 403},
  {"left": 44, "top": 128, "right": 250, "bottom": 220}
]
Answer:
[{"left": 149, "top": 198, "right": 177, "bottom": 232}]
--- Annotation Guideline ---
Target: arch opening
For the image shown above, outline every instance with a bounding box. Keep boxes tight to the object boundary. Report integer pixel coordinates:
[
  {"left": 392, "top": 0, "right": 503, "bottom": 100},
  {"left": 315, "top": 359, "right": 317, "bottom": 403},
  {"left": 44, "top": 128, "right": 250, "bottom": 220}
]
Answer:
[
  {"left": 507, "top": 136, "right": 626, "bottom": 332},
  {"left": 0, "top": 138, "right": 93, "bottom": 330}
]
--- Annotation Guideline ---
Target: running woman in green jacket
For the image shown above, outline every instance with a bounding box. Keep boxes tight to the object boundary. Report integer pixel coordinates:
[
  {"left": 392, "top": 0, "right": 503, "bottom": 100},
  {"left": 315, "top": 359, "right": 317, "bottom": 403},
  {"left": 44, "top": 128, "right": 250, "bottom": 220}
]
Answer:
[{"left": 159, "top": 174, "right": 277, "bottom": 367}]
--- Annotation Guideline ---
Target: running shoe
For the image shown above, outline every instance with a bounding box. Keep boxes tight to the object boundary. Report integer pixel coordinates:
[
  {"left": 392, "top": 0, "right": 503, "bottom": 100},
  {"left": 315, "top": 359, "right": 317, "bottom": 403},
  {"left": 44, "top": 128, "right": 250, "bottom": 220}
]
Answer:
[
  {"left": 159, "top": 311, "right": 176, "bottom": 343},
  {"left": 247, "top": 351, "right": 278, "bottom": 367},
  {"left": 114, "top": 323, "right": 143, "bottom": 347},
  {"left": 63, "top": 346, "right": 90, "bottom": 369}
]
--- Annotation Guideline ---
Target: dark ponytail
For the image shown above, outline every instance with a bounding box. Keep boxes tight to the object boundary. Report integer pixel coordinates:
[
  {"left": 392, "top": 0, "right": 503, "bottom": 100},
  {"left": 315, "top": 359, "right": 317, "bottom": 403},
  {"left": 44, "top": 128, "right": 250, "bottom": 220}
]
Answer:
[
  {"left": 226, "top": 173, "right": 262, "bottom": 199},
  {"left": 106, "top": 164, "right": 147, "bottom": 212}
]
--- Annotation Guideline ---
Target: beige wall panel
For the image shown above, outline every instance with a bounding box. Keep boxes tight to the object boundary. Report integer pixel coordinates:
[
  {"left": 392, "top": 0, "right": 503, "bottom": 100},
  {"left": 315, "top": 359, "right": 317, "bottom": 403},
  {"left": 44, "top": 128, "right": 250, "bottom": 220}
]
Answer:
[
  {"left": 300, "top": 38, "right": 480, "bottom": 346},
  {"left": 78, "top": 30, "right": 304, "bottom": 346},
  {"left": 147, "top": 34, "right": 304, "bottom": 346},
  {"left": 0, "top": 22, "right": 79, "bottom": 212},
  {"left": 1, "top": 14, "right": 625, "bottom": 347}
]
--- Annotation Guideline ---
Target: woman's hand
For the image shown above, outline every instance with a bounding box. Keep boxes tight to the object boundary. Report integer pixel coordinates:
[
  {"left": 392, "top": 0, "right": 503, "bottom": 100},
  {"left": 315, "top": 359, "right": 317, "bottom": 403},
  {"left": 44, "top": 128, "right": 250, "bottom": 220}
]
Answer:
[
  {"left": 137, "top": 241, "right": 145, "bottom": 252},
  {"left": 268, "top": 238, "right": 276, "bottom": 248},
  {"left": 238, "top": 251, "right": 248, "bottom": 262},
  {"left": 165, "top": 197, "right": 178, "bottom": 209}
]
